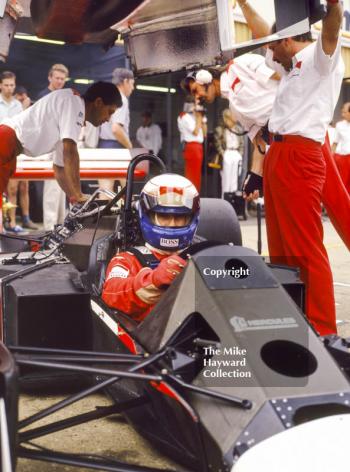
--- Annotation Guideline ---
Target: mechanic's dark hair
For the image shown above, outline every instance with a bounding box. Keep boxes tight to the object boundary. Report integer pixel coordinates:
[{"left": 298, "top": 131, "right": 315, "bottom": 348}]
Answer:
[
  {"left": 271, "top": 22, "right": 313, "bottom": 42},
  {"left": 1, "top": 70, "right": 16, "bottom": 82},
  {"left": 82, "top": 81, "right": 122, "bottom": 106},
  {"left": 180, "top": 75, "right": 194, "bottom": 94}
]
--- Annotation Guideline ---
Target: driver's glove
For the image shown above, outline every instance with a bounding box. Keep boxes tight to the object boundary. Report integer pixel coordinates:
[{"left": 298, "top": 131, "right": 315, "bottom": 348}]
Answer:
[{"left": 151, "top": 255, "right": 187, "bottom": 288}]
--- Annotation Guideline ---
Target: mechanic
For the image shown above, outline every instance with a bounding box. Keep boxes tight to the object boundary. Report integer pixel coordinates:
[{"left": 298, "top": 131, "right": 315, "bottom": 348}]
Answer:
[
  {"left": 182, "top": 2, "right": 350, "bottom": 256},
  {"left": 177, "top": 96, "right": 207, "bottom": 191},
  {"left": 241, "top": 0, "right": 343, "bottom": 335},
  {"left": 332, "top": 102, "right": 350, "bottom": 194},
  {"left": 0, "top": 81, "right": 121, "bottom": 205},
  {"left": 181, "top": 52, "right": 278, "bottom": 201},
  {"left": 102, "top": 174, "right": 199, "bottom": 322}
]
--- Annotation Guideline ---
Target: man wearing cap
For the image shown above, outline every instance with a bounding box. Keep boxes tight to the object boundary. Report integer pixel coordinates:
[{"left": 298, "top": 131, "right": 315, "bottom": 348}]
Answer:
[
  {"left": 181, "top": 55, "right": 279, "bottom": 201},
  {"left": 177, "top": 96, "right": 207, "bottom": 191}
]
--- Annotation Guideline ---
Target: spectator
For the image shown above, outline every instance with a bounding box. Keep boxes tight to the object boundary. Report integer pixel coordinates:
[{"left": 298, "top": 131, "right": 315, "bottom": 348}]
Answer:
[
  {"left": 36, "top": 64, "right": 69, "bottom": 231},
  {"left": 37, "top": 63, "right": 69, "bottom": 99},
  {"left": 0, "top": 71, "right": 37, "bottom": 233},
  {"left": 136, "top": 111, "right": 162, "bottom": 155},
  {"left": 15, "top": 86, "right": 32, "bottom": 110},
  {"left": 99, "top": 68, "right": 135, "bottom": 192}
]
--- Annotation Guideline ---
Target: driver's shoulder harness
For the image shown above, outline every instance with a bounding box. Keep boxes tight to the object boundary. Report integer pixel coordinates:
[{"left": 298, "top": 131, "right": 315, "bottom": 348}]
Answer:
[{"left": 126, "top": 245, "right": 160, "bottom": 270}]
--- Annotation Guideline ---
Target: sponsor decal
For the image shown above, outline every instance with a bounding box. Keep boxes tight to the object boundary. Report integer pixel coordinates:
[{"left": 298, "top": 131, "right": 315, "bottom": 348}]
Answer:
[
  {"left": 160, "top": 237, "right": 179, "bottom": 248},
  {"left": 230, "top": 315, "right": 298, "bottom": 332},
  {"left": 90, "top": 300, "right": 137, "bottom": 353},
  {"left": 107, "top": 265, "right": 129, "bottom": 280}
]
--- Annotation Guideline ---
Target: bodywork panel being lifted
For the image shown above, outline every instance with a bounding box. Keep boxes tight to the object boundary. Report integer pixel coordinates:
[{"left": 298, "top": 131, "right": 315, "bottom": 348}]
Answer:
[{"left": 7, "top": 1, "right": 325, "bottom": 74}]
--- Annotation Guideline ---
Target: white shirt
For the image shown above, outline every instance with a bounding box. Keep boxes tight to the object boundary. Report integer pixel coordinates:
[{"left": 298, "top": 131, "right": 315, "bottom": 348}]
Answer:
[
  {"left": 220, "top": 53, "right": 278, "bottom": 140},
  {"left": 2, "top": 89, "right": 85, "bottom": 157},
  {"left": 136, "top": 123, "right": 162, "bottom": 154},
  {"left": 177, "top": 112, "right": 204, "bottom": 143},
  {"left": 100, "top": 91, "right": 129, "bottom": 140},
  {"left": 267, "top": 34, "right": 344, "bottom": 143},
  {"left": 0, "top": 95, "right": 22, "bottom": 121},
  {"left": 225, "top": 128, "right": 241, "bottom": 150},
  {"left": 334, "top": 120, "right": 350, "bottom": 155}
]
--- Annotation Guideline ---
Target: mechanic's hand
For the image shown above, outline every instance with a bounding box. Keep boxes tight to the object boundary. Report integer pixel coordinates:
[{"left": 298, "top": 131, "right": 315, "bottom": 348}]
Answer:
[
  {"left": 69, "top": 193, "right": 90, "bottom": 205},
  {"left": 152, "top": 255, "right": 187, "bottom": 288},
  {"left": 242, "top": 171, "right": 263, "bottom": 202},
  {"left": 68, "top": 194, "right": 91, "bottom": 216}
]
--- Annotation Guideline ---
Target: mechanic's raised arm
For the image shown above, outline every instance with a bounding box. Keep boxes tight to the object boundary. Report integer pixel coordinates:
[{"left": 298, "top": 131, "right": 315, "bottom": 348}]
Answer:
[
  {"left": 58, "top": 138, "right": 83, "bottom": 201},
  {"left": 236, "top": 0, "right": 270, "bottom": 38},
  {"left": 322, "top": 1, "right": 343, "bottom": 56}
]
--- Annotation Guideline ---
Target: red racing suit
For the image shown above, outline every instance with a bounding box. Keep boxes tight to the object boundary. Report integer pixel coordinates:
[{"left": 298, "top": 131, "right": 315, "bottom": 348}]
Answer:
[{"left": 101, "top": 249, "right": 186, "bottom": 323}]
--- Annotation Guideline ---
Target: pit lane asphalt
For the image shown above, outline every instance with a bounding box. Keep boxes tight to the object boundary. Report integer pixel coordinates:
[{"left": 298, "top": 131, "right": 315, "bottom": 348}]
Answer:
[{"left": 18, "top": 214, "right": 350, "bottom": 472}]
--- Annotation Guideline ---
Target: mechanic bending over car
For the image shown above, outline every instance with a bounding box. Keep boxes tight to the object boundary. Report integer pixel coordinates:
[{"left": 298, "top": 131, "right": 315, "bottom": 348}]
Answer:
[
  {"left": 0, "top": 82, "right": 121, "bottom": 208},
  {"left": 102, "top": 174, "right": 199, "bottom": 321}
]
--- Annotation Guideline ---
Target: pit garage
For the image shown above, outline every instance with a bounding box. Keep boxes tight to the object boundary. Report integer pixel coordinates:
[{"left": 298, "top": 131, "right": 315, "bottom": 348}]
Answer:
[{"left": 0, "top": 2, "right": 350, "bottom": 472}]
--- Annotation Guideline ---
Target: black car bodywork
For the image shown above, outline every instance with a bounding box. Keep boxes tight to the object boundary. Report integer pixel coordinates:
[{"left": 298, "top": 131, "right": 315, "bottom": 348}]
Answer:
[{"left": 1, "top": 154, "right": 350, "bottom": 472}]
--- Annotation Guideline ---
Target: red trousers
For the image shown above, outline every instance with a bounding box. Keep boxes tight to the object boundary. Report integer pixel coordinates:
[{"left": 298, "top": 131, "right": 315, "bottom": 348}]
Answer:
[
  {"left": 0, "top": 125, "right": 18, "bottom": 195},
  {"left": 183, "top": 142, "right": 203, "bottom": 192},
  {"left": 322, "top": 137, "right": 350, "bottom": 251},
  {"left": 264, "top": 136, "right": 336, "bottom": 335},
  {"left": 333, "top": 153, "right": 350, "bottom": 195}
]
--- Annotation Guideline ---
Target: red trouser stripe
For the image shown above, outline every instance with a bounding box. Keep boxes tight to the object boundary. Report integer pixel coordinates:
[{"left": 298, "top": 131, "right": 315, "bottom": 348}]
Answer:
[
  {"left": 0, "top": 125, "right": 18, "bottom": 195},
  {"left": 264, "top": 138, "right": 336, "bottom": 336},
  {"left": 183, "top": 142, "right": 203, "bottom": 192}
]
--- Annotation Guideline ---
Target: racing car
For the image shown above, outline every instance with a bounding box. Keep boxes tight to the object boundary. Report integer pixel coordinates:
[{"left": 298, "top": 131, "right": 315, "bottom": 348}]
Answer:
[{"left": 1, "top": 153, "right": 350, "bottom": 472}]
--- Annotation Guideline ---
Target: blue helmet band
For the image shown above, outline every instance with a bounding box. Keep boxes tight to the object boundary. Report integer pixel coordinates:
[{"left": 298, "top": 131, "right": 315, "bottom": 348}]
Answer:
[{"left": 139, "top": 211, "right": 199, "bottom": 251}]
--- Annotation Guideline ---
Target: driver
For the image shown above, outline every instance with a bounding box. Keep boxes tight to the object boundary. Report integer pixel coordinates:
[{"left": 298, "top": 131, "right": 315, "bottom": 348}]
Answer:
[{"left": 101, "top": 174, "right": 200, "bottom": 322}]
